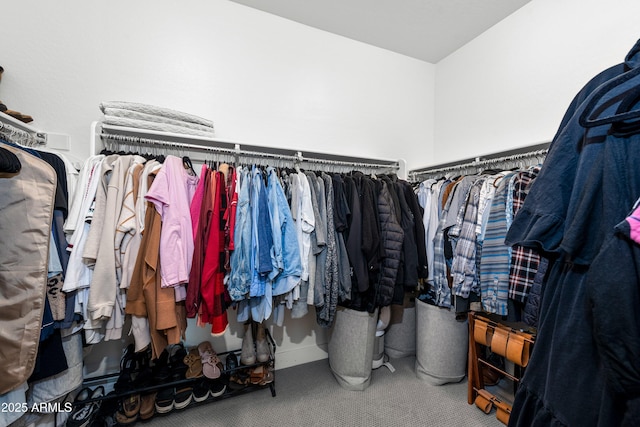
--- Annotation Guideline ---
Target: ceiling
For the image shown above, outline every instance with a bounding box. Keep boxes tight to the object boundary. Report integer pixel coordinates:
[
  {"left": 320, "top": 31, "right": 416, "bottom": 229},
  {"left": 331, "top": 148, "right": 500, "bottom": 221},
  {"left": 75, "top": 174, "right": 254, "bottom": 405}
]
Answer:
[{"left": 230, "top": 0, "right": 532, "bottom": 63}]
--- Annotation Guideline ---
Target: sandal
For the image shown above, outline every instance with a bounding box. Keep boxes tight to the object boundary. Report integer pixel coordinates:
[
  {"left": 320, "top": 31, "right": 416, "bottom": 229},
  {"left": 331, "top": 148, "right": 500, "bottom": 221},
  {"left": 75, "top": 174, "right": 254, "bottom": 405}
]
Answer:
[
  {"left": 249, "top": 365, "right": 265, "bottom": 385},
  {"left": 229, "top": 368, "right": 251, "bottom": 388},
  {"left": 198, "top": 341, "right": 221, "bottom": 379},
  {"left": 115, "top": 398, "right": 138, "bottom": 426},
  {"left": 260, "top": 364, "right": 275, "bottom": 386},
  {"left": 183, "top": 348, "right": 203, "bottom": 379},
  {"left": 121, "top": 394, "right": 141, "bottom": 419}
]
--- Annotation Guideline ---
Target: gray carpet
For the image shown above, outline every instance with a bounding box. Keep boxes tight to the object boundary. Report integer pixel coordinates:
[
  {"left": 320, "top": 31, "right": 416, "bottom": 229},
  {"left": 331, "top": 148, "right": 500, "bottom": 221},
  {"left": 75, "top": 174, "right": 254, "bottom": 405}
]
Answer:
[{"left": 145, "top": 356, "right": 504, "bottom": 427}]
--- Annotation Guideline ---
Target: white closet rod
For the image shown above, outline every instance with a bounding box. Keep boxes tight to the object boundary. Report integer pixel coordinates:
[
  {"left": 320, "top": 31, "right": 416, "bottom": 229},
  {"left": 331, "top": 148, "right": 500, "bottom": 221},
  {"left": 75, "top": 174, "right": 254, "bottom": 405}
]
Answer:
[
  {"left": 101, "top": 132, "right": 298, "bottom": 162},
  {"left": 409, "top": 143, "right": 549, "bottom": 181},
  {"left": 100, "top": 131, "right": 400, "bottom": 172}
]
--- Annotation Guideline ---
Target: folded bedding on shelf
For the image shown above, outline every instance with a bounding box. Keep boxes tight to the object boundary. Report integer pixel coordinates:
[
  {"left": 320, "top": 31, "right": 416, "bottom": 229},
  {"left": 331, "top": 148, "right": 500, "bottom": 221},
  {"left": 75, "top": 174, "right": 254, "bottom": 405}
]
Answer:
[
  {"left": 102, "top": 108, "right": 214, "bottom": 133},
  {"left": 99, "top": 101, "right": 214, "bottom": 128},
  {"left": 101, "top": 115, "right": 216, "bottom": 138}
]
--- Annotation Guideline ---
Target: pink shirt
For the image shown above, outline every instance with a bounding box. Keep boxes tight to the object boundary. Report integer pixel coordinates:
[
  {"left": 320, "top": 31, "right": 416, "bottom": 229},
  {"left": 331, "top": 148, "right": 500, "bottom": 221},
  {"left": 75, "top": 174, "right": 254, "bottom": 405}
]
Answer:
[
  {"left": 626, "top": 204, "right": 640, "bottom": 244},
  {"left": 146, "top": 155, "right": 199, "bottom": 292}
]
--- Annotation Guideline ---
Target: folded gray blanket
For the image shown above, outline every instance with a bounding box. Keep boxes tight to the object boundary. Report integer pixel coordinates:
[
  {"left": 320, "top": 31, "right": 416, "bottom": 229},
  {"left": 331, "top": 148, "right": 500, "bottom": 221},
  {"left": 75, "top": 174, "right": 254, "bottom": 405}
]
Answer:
[
  {"left": 103, "top": 107, "right": 214, "bottom": 133},
  {"left": 100, "top": 101, "right": 214, "bottom": 128},
  {"left": 102, "top": 115, "right": 216, "bottom": 138}
]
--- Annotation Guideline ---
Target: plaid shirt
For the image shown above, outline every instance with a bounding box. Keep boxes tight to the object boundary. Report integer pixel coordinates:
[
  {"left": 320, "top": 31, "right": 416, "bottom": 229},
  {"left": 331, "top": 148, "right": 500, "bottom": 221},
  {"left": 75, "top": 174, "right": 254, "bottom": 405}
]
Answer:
[
  {"left": 508, "top": 167, "right": 541, "bottom": 302},
  {"left": 451, "top": 179, "right": 485, "bottom": 298},
  {"left": 432, "top": 180, "right": 454, "bottom": 307},
  {"left": 480, "top": 173, "right": 517, "bottom": 315}
]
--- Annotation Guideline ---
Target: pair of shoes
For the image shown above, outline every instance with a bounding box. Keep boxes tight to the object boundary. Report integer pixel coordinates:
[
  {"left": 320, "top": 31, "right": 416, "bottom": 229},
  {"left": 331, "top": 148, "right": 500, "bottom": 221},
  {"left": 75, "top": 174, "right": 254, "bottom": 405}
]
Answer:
[
  {"left": 241, "top": 322, "right": 270, "bottom": 365},
  {"left": 67, "top": 386, "right": 104, "bottom": 427}
]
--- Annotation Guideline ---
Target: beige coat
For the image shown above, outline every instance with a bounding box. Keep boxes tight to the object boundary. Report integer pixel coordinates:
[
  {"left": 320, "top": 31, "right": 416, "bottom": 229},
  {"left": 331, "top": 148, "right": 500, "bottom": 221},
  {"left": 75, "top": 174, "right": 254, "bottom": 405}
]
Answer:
[{"left": 0, "top": 142, "right": 56, "bottom": 394}]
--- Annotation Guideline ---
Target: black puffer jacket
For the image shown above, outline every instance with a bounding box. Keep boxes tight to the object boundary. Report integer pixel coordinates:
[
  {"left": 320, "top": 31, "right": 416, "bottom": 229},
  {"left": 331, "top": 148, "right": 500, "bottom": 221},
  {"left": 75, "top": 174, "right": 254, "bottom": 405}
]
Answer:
[{"left": 375, "top": 179, "right": 404, "bottom": 307}]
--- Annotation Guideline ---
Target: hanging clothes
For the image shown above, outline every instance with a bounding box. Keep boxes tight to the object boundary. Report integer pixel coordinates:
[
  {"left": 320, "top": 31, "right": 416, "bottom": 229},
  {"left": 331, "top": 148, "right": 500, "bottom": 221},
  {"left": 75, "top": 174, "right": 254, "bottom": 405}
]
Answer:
[
  {"left": 505, "top": 39, "right": 640, "bottom": 427},
  {"left": 478, "top": 172, "right": 517, "bottom": 316},
  {"left": 375, "top": 177, "right": 404, "bottom": 307},
  {"left": 126, "top": 164, "right": 184, "bottom": 360},
  {"left": 145, "top": 154, "right": 199, "bottom": 300},
  {"left": 201, "top": 169, "right": 229, "bottom": 334},
  {"left": 228, "top": 167, "right": 252, "bottom": 302},
  {"left": 508, "top": 167, "right": 541, "bottom": 304}
]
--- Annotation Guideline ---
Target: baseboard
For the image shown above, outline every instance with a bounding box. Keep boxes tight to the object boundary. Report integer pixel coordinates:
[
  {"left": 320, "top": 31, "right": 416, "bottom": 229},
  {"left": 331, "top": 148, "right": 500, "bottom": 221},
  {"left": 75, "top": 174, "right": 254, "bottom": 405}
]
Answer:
[{"left": 274, "top": 342, "right": 329, "bottom": 370}]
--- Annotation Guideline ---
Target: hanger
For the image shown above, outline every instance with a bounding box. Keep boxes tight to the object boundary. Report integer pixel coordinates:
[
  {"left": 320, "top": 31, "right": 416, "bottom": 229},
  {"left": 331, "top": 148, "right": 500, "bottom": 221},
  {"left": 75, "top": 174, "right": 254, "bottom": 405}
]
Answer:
[{"left": 579, "top": 65, "right": 640, "bottom": 128}]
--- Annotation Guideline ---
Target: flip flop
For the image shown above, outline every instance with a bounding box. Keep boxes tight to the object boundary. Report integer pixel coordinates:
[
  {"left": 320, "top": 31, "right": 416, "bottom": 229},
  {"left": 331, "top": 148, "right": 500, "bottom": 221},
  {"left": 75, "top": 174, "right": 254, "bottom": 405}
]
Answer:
[
  {"left": 183, "top": 348, "right": 203, "bottom": 379},
  {"left": 197, "top": 341, "right": 221, "bottom": 379}
]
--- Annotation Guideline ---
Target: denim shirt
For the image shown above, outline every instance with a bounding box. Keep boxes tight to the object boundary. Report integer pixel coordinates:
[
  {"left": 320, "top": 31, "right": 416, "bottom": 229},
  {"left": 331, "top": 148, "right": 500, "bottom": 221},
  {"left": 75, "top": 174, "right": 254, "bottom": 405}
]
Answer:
[
  {"left": 228, "top": 167, "right": 252, "bottom": 301},
  {"left": 250, "top": 166, "right": 272, "bottom": 297},
  {"left": 267, "top": 168, "right": 303, "bottom": 296}
]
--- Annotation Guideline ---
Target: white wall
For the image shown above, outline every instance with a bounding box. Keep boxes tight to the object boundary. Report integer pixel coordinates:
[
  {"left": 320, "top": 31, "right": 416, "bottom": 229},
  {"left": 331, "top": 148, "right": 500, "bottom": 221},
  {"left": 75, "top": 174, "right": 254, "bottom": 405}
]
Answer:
[
  {"left": 0, "top": 1, "right": 434, "bottom": 374},
  {"left": 0, "top": 0, "right": 434, "bottom": 167},
  {"left": 432, "top": 0, "right": 640, "bottom": 165}
]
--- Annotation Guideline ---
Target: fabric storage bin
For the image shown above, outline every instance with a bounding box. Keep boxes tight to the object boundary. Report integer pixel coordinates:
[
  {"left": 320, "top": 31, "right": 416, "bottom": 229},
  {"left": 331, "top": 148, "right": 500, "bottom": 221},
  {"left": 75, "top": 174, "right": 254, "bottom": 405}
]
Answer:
[
  {"left": 415, "top": 298, "right": 468, "bottom": 385},
  {"left": 328, "top": 306, "right": 378, "bottom": 391},
  {"left": 384, "top": 299, "right": 416, "bottom": 359}
]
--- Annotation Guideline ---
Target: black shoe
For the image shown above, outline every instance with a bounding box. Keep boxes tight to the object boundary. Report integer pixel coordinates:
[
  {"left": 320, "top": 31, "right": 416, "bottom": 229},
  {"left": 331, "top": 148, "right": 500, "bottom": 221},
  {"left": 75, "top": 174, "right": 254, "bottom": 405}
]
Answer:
[
  {"left": 170, "top": 343, "right": 192, "bottom": 410},
  {"left": 209, "top": 378, "right": 227, "bottom": 398},
  {"left": 154, "top": 386, "right": 175, "bottom": 414},
  {"left": 152, "top": 347, "right": 174, "bottom": 414},
  {"left": 67, "top": 386, "right": 104, "bottom": 427},
  {"left": 192, "top": 378, "right": 210, "bottom": 403},
  {"left": 114, "top": 344, "right": 137, "bottom": 395},
  {"left": 225, "top": 352, "right": 238, "bottom": 371}
]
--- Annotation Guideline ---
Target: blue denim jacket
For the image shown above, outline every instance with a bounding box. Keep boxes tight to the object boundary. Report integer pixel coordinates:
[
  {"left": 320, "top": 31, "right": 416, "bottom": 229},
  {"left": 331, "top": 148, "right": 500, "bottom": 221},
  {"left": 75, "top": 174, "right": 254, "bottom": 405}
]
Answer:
[{"left": 267, "top": 168, "right": 302, "bottom": 296}]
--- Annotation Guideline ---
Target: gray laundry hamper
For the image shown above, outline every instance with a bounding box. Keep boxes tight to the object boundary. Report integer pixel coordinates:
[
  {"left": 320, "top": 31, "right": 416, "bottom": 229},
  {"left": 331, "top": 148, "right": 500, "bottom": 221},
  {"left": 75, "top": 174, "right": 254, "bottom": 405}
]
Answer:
[
  {"left": 384, "top": 297, "right": 416, "bottom": 359},
  {"left": 328, "top": 306, "right": 378, "bottom": 391},
  {"left": 415, "top": 298, "right": 468, "bottom": 385}
]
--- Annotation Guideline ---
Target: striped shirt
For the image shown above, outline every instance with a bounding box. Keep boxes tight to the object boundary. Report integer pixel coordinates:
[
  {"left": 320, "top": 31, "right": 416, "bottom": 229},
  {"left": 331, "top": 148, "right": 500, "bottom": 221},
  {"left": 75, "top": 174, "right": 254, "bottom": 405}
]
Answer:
[{"left": 480, "top": 172, "right": 517, "bottom": 315}]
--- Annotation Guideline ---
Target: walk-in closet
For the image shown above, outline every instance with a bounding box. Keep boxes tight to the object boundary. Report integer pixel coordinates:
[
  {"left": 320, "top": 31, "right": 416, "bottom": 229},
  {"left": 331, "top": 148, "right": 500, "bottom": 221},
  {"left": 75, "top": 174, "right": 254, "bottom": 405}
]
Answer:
[{"left": 2, "top": 1, "right": 640, "bottom": 426}]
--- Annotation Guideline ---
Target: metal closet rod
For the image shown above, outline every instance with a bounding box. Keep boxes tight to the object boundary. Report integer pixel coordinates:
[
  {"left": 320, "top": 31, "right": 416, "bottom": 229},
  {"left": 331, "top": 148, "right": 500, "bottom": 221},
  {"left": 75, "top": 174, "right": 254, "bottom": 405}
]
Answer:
[
  {"left": 409, "top": 143, "right": 550, "bottom": 179},
  {"left": 100, "top": 132, "right": 399, "bottom": 171}
]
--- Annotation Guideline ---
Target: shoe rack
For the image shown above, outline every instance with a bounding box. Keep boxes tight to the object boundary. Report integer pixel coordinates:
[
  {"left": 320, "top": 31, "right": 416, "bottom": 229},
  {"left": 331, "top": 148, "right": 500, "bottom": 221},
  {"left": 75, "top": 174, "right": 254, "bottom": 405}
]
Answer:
[
  {"left": 73, "top": 329, "right": 277, "bottom": 425},
  {"left": 467, "top": 312, "right": 535, "bottom": 425}
]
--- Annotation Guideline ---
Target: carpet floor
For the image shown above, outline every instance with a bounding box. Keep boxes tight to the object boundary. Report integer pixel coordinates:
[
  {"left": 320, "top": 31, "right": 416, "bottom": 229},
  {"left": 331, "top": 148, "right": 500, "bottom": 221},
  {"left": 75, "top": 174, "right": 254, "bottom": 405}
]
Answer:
[{"left": 144, "top": 355, "right": 505, "bottom": 427}]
